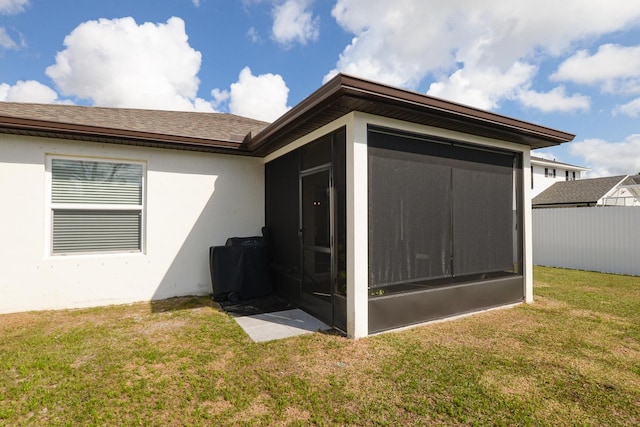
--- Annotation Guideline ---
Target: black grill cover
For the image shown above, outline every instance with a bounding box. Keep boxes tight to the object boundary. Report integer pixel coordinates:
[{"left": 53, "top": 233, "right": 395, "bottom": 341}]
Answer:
[{"left": 209, "top": 236, "right": 272, "bottom": 301}]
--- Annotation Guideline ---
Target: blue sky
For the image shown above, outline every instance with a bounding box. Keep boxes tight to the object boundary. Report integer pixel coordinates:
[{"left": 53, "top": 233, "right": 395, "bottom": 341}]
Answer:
[{"left": 2, "top": 0, "right": 640, "bottom": 177}]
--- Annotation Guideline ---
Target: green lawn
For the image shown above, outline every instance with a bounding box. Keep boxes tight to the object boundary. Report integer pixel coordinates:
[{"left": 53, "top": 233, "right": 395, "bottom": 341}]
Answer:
[{"left": 1, "top": 266, "right": 639, "bottom": 426}]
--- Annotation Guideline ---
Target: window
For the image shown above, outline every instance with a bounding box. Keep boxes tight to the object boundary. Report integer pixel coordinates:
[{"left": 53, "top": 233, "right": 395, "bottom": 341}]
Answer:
[
  {"left": 545, "top": 167, "right": 549, "bottom": 177},
  {"left": 566, "top": 170, "right": 569, "bottom": 181},
  {"left": 531, "top": 166, "right": 534, "bottom": 189},
  {"left": 49, "top": 157, "right": 144, "bottom": 255},
  {"left": 553, "top": 168, "right": 556, "bottom": 178}
]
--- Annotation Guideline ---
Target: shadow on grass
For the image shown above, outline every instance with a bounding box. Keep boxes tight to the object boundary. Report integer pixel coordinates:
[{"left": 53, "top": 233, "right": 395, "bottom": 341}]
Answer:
[
  {"left": 148, "top": 295, "right": 345, "bottom": 338},
  {"left": 317, "top": 328, "right": 345, "bottom": 337},
  {"left": 149, "top": 295, "right": 217, "bottom": 313}
]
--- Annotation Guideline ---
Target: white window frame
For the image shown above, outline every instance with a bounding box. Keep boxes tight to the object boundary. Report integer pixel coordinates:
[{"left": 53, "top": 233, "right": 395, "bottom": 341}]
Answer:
[{"left": 46, "top": 155, "right": 146, "bottom": 256}]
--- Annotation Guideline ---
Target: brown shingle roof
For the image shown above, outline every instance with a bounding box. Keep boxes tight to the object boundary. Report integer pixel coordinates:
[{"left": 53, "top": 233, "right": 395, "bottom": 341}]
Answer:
[
  {"left": 533, "top": 175, "right": 628, "bottom": 207},
  {"left": 0, "top": 102, "right": 269, "bottom": 154}
]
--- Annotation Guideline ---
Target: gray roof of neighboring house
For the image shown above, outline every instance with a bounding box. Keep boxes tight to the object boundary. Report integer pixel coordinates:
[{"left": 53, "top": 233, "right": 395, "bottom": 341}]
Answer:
[
  {"left": 532, "top": 175, "right": 627, "bottom": 207},
  {"left": 621, "top": 175, "right": 640, "bottom": 185}
]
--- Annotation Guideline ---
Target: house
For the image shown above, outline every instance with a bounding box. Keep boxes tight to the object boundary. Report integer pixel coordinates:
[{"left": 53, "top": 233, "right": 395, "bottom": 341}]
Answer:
[
  {"left": 0, "top": 74, "right": 575, "bottom": 337},
  {"left": 530, "top": 156, "right": 588, "bottom": 199},
  {"left": 532, "top": 175, "right": 638, "bottom": 208},
  {"left": 601, "top": 175, "right": 640, "bottom": 206}
]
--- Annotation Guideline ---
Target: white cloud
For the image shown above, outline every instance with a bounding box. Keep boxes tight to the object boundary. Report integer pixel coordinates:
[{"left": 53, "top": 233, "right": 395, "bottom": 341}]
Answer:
[
  {"left": 229, "top": 66, "right": 290, "bottom": 121},
  {"left": 326, "top": 0, "right": 640, "bottom": 110},
  {"left": 45, "top": 17, "right": 215, "bottom": 112},
  {"left": 210, "top": 88, "right": 230, "bottom": 108},
  {"left": 0, "top": 80, "right": 64, "bottom": 103},
  {"left": 518, "top": 86, "right": 590, "bottom": 113},
  {"left": 0, "top": 0, "right": 29, "bottom": 15},
  {"left": 0, "top": 27, "right": 19, "bottom": 49},
  {"left": 569, "top": 134, "right": 640, "bottom": 177},
  {"left": 0, "top": 0, "right": 28, "bottom": 48},
  {"left": 552, "top": 44, "right": 640, "bottom": 94},
  {"left": 192, "top": 0, "right": 201, "bottom": 6},
  {"left": 213, "top": 66, "right": 290, "bottom": 122},
  {"left": 614, "top": 97, "right": 640, "bottom": 117},
  {"left": 428, "top": 62, "right": 536, "bottom": 110},
  {"left": 247, "top": 26, "right": 261, "bottom": 43},
  {"left": 271, "top": 0, "right": 319, "bottom": 47}
]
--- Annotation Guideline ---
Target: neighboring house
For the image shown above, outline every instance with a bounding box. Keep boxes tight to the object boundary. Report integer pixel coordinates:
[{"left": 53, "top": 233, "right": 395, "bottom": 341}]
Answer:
[
  {"left": 0, "top": 74, "right": 575, "bottom": 338},
  {"left": 530, "top": 155, "right": 589, "bottom": 199},
  {"left": 601, "top": 175, "right": 640, "bottom": 206},
  {"left": 532, "top": 175, "right": 632, "bottom": 208}
]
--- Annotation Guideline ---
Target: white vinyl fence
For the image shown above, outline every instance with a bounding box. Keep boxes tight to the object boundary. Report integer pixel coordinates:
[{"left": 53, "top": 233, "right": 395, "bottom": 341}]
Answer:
[{"left": 533, "top": 207, "right": 640, "bottom": 276}]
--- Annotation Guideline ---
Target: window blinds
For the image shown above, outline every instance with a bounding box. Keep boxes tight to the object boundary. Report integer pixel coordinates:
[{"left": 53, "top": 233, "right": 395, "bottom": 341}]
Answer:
[
  {"left": 51, "top": 159, "right": 143, "bottom": 254},
  {"left": 52, "top": 210, "right": 141, "bottom": 253},
  {"left": 51, "top": 159, "right": 142, "bottom": 204}
]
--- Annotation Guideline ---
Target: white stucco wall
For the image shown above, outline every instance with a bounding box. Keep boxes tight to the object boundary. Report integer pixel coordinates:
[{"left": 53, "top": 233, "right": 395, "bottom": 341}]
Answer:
[{"left": 0, "top": 134, "right": 264, "bottom": 314}]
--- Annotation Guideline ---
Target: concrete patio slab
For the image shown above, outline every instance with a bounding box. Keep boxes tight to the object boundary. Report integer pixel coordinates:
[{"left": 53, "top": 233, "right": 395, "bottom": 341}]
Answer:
[{"left": 233, "top": 309, "right": 331, "bottom": 342}]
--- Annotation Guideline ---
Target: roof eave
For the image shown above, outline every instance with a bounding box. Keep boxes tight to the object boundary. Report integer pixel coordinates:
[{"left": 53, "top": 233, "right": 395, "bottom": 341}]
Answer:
[
  {"left": 246, "top": 75, "right": 345, "bottom": 153},
  {"left": 530, "top": 157, "right": 589, "bottom": 171},
  {"left": 338, "top": 74, "right": 575, "bottom": 142},
  {"left": 0, "top": 114, "right": 251, "bottom": 155},
  {"left": 247, "top": 73, "right": 575, "bottom": 156}
]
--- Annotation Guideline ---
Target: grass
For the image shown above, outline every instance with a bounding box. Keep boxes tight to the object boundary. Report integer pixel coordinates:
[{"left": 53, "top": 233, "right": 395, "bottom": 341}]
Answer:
[{"left": 1, "top": 266, "right": 639, "bottom": 426}]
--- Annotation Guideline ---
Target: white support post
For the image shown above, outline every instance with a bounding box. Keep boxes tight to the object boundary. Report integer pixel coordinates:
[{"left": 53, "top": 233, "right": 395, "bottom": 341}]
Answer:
[
  {"left": 523, "top": 151, "right": 534, "bottom": 303},
  {"left": 346, "top": 114, "right": 369, "bottom": 338}
]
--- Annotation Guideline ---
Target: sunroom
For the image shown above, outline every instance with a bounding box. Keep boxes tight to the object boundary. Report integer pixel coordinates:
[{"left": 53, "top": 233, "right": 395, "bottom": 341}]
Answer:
[{"left": 252, "top": 74, "right": 574, "bottom": 338}]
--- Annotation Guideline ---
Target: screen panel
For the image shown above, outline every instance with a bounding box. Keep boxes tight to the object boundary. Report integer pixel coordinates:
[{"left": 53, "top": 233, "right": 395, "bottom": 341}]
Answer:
[
  {"left": 333, "top": 128, "right": 347, "bottom": 296},
  {"left": 368, "top": 132, "right": 453, "bottom": 288},
  {"left": 452, "top": 147, "right": 515, "bottom": 276},
  {"left": 265, "top": 150, "right": 300, "bottom": 273},
  {"left": 368, "top": 126, "right": 521, "bottom": 294}
]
